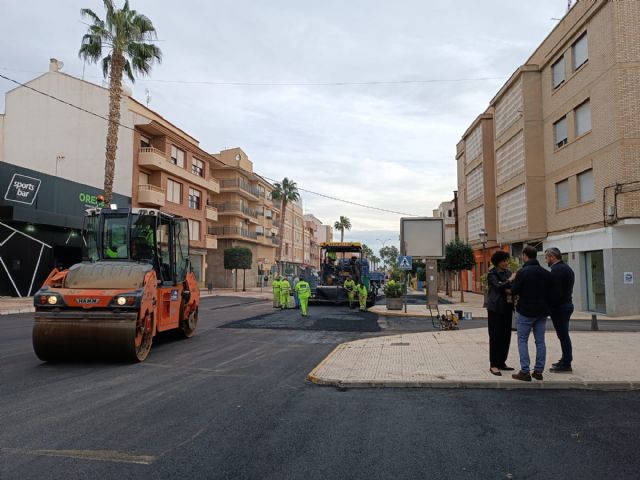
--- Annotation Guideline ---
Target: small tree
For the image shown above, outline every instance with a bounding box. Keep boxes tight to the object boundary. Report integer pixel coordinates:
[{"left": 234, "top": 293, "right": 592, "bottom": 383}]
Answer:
[
  {"left": 379, "top": 245, "right": 399, "bottom": 268},
  {"left": 443, "top": 240, "right": 475, "bottom": 302},
  {"left": 224, "top": 247, "right": 252, "bottom": 292}
]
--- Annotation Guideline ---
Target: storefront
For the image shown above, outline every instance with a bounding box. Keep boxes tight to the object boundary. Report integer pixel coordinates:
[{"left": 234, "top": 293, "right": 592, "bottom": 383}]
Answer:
[{"left": 0, "top": 163, "right": 130, "bottom": 297}]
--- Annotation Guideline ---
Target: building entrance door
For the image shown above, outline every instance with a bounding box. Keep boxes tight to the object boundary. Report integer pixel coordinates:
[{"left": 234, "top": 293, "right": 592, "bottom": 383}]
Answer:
[{"left": 585, "top": 250, "right": 606, "bottom": 313}]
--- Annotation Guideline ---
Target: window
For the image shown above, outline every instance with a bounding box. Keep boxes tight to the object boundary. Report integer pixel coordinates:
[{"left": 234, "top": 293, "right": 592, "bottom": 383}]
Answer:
[
  {"left": 554, "top": 116, "right": 568, "bottom": 149},
  {"left": 556, "top": 179, "right": 569, "bottom": 210},
  {"left": 447, "top": 210, "right": 452, "bottom": 217},
  {"left": 578, "top": 169, "right": 594, "bottom": 203},
  {"left": 575, "top": 100, "right": 591, "bottom": 137},
  {"left": 167, "top": 179, "right": 182, "bottom": 204},
  {"left": 192, "top": 158, "right": 204, "bottom": 177},
  {"left": 572, "top": 32, "right": 588, "bottom": 70},
  {"left": 140, "top": 135, "right": 151, "bottom": 148},
  {"left": 265, "top": 209, "right": 272, "bottom": 219},
  {"left": 188, "top": 219, "right": 200, "bottom": 242},
  {"left": 188, "top": 188, "right": 201, "bottom": 210},
  {"left": 256, "top": 226, "right": 264, "bottom": 236},
  {"left": 552, "top": 56, "right": 565, "bottom": 89},
  {"left": 170, "top": 145, "right": 185, "bottom": 168},
  {"left": 138, "top": 172, "right": 149, "bottom": 186}
]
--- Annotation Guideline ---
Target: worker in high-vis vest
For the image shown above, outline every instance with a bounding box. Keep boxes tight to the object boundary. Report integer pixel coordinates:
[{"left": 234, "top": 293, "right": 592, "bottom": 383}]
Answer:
[
  {"left": 343, "top": 276, "right": 356, "bottom": 309},
  {"left": 295, "top": 278, "right": 311, "bottom": 316},
  {"left": 357, "top": 283, "right": 368, "bottom": 312},
  {"left": 279, "top": 276, "right": 291, "bottom": 310},
  {"left": 272, "top": 275, "right": 281, "bottom": 308}
]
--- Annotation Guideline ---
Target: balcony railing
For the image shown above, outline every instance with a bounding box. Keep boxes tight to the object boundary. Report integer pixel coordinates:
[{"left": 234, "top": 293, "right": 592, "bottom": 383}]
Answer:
[
  {"left": 212, "top": 202, "right": 258, "bottom": 219},
  {"left": 220, "top": 178, "right": 261, "bottom": 198},
  {"left": 271, "top": 219, "right": 282, "bottom": 228},
  {"left": 208, "top": 226, "right": 258, "bottom": 240},
  {"left": 138, "top": 147, "right": 220, "bottom": 193},
  {"left": 271, "top": 237, "right": 281, "bottom": 246},
  {"left": 205, "top": 205, "right": 218, "bottom": 221},
  {"left": 137, "top": 184, "right": 165, "bottom": 207}
]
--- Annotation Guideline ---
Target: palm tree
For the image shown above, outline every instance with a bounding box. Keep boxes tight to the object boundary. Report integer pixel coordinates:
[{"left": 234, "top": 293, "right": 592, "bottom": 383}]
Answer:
[
  {"left": 271, "top": 178, "right": 300, "bottom": 272},
  {"left": 334, "top": 216, "right": 352, "bottom": 242},
  {"left": 79, "top": 0, "right": 162, "bottom": 205}
]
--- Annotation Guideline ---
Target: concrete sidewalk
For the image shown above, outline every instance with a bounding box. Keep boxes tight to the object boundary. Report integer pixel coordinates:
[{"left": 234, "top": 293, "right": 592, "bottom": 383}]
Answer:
[
  {"left": 371, "top": 290, "right": 640, "bottom": 321},
  {"left": 307, "top": 329, "right": 640, "bottom": 390},
  {"left": 0, "top": 288, "right": 271, "bottom": 315}
]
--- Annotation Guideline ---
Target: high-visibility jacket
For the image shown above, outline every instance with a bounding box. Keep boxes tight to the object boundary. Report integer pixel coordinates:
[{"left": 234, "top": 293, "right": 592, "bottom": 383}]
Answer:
[
  {"left": 295, "top": 280, "right": 311, "bottom": 299},
  {"left": 343, "top": 279, "right": 356, "bottom": 293},
  {"left": 280, "top": 279, "right": 291, "bottom": 295},
  {"left": 357, "top": 284, "right": 368, "bottom": 299},
  {"left": 272, "top": 279, "right": 281, "bottom": 293}
]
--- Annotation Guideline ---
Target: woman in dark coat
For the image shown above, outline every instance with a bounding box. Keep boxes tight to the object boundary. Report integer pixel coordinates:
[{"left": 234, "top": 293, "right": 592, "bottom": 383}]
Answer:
[{"left": 484, "top": 251, "right": 515, "bottom": 376}]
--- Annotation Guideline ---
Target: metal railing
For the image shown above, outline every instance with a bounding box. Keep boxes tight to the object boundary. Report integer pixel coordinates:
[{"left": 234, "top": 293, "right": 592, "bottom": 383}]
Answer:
[
  {"left": 212, "top": 202, "right": 258, "bottom": 219},
  {"left": 271, "top": 219, "right": 281, "bottom": 228},
  {"left": 220, "top": 178, "right": 261, "bottom": 197},
  {"left": 208, "top": 226, "right": 258, "bottom": 240},
  {"left": 271, "top": 237, "right": 281, "bottom": 246}
]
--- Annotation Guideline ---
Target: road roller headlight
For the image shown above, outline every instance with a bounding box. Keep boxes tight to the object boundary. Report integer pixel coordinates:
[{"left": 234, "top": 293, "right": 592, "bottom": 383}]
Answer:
[
  {"left": 47, "top": 295, "right": 59, "bottom": 305},
  {"left": 111, "top": 295, "right": 138, "bottom": 307}
]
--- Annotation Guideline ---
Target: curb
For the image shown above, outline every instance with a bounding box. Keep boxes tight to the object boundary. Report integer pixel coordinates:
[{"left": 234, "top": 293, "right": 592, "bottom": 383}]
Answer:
[
  {"left": 306, "top": 344, "right": 345, "bottom": 385},
  {"left": 0, "top": 307, "right": 35, "bottom": 316},
  {"left": 368, "top": 308, "right": 488, "bottom": 321},
  {"left": 308, "top": 376, "right": 640, "bottom": 391}
]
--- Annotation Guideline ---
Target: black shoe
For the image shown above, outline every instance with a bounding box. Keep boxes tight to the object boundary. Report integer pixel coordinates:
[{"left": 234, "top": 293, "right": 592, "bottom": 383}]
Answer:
[
  {"left": 551, "top": 361, "right": 564, "bottom": 368},
  {"left": 498, "top": 365, "right": 515, "bottom": 371},
  {"left": 532, "top": 371, "right": 543, "bottom": 381},
  {"left": 512, "top": 371, "right": 532, "bottom": 382},
  {"left": 490, "top": 368, "right": 502, "bottom": 376},
  {"left": 550, "top": 364, "right": 573, "bottom": 373}
]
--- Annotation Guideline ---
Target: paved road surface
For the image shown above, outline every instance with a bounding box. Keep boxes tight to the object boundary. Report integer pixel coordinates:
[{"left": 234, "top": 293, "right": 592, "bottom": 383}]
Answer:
[{"left": 1, "top": 296, "right": 639, "bottom": 479}]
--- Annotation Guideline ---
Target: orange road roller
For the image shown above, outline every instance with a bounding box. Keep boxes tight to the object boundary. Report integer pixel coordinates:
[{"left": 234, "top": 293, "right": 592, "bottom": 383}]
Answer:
[{"left": 32, "top": 207, "right": 200, "bottom": 362}]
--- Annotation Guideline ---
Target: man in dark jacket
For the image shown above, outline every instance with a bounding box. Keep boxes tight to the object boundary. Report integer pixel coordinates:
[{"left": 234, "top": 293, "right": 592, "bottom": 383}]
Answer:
[
  {"left": 545, "top": 247, "right": 575, "bottom": 373},
  {"left": 509, "top": 245, "right": 552, "bottom": 382}
]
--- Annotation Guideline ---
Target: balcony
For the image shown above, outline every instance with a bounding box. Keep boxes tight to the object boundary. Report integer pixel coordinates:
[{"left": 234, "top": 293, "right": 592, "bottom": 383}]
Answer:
[
  {"left": 212, "top": 202, "right": 259, "bottom": 222},
  {"left": 205, "top": 205, "right": 218, "bottom": 221},
  {"left": 271, "top": 237, "right": 281, "bottom": 246},
  {"left": 271, "top": 219, "right": 282, "bottom": 228},
  {"left": 219, "top": 178, "right": 260, "bottom": 200},
  {"left": 138, "top": 147, "right": 220, "bottom": 193},
  {"left": 137, "top": 184, "right": 165, "bottom": 207},
  {"left": 205, "top": 234, "right": 217, "bottom": 250},
  {"left": 208, "top": 226, "right": 259, "bottom": 242}
]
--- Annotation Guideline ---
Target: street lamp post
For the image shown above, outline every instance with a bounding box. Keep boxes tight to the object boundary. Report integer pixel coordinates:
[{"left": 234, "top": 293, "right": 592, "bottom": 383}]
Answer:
[
  {"left": 376, "top": 238, "right": 393, "bottom": 270},
  {"left": 479, "top": 228, "right": 488, "bottom": 292}
]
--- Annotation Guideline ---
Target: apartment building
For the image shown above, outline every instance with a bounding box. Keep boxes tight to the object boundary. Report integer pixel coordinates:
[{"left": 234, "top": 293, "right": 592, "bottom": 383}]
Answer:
[
  {"left": 206, "top": 148, "right": 279, "bottom": 287},
  {"left": 278, "top": 199, "right": 306, "bottom": 275},
  {"left": 455, "top": 0, "right": 640, "bottom": 315},
  {"left": 432, "top": 200, "right": 457, "bottom": 246},
  {"left": 0, "top": 60, "right": 134, "bottom": 296},
  {"left": 304, "top": 213, "right": 325, "bottom": 270},
  {"left": 129, "top": 100, "right": 221, "bottom": 286}
]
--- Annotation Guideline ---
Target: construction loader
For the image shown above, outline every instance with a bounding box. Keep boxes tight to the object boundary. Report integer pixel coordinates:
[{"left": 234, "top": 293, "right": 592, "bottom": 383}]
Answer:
[{"left": 32, "top": 207, "right": 200, "bottom": 362}]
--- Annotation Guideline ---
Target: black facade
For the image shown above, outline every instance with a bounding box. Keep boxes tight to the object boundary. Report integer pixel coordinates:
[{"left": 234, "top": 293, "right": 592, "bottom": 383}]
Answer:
[{"left": 0, "top": 162, "right": 130, "bottom": 297}]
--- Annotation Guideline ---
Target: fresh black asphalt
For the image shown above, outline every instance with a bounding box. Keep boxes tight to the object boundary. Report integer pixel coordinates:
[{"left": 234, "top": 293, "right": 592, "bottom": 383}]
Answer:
[{"left": 1, "top": 295, "right": 639, "bottom": 479}]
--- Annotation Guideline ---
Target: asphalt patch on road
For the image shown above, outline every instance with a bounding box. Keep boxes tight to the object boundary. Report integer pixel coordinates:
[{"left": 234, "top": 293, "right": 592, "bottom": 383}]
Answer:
[{"left": 220, "top": 308, "right": 381, "bottom": 332}]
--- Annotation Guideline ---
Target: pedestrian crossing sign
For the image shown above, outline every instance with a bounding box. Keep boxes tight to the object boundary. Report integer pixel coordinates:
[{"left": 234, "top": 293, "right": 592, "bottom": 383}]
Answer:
[{"left": 398, "top": 256, "right": 413, "bottom": 270}]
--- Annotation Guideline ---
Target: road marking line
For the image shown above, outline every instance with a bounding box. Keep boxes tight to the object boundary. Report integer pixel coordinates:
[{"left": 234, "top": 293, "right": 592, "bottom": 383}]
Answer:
[{"left": 1, "top": 448, "right": 155, "bottom": 465}]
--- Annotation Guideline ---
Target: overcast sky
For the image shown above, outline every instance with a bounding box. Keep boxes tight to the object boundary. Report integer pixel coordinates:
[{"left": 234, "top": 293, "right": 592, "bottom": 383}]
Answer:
[{"left": 0, "top": 0, "right": 570, "bottom": 253}]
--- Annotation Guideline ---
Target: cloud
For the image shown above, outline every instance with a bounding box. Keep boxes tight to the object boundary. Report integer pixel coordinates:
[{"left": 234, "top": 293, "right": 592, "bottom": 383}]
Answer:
[{"left": 0, "top": 0, "right": 564, "bottom": 236}]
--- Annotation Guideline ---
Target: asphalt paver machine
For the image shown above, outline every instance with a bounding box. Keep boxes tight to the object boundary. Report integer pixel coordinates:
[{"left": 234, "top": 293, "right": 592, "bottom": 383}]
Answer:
[
  {"left": 308, "top": 242, "right": 379, "bottom": 306},
  {"left": 32, "top": 207, "right": 200, "bottom": 362}
]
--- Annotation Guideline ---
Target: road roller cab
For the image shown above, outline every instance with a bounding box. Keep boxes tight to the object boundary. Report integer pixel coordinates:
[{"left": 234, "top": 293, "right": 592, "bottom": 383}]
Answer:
[{"left": 32, "top": 207, "right": 200, "bottom": 362}]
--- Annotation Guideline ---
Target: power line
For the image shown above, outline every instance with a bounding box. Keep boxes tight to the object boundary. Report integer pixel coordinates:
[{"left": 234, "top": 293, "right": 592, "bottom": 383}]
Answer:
[
  {"left": 0, "top": 66, "right": 508, "bottom": 87},
  {"left": 263, "top": 176, "right": 419, "bottom": 217},
  {"left": 0, "top": 72, "right": 422, "bottom": 217}
]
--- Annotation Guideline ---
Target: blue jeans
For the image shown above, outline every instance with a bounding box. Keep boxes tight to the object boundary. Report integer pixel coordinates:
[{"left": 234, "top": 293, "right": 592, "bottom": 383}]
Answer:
[
  {"left": 516, "top": 313, "right": 547, "bottom": 374},
  {"left": 551, "top": 304, "right": 573, "bottom": 366}
]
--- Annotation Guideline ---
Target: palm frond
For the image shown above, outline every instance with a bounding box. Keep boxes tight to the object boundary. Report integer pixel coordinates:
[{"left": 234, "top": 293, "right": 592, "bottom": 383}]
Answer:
[
  {"left": 80, "top": 8, "right": 104, "bottom": 28},
  {"left": 126, "top": 41, "right": 162, "bottom": 78},
  {"left": 101, "top": 54, "right": 112, "bottom": 78},
  {"left": 122, "top": 59, "right": 135, "bottom": 83},
  {"left": 79, "top": 33, "right": 103, "bottom": 62}
]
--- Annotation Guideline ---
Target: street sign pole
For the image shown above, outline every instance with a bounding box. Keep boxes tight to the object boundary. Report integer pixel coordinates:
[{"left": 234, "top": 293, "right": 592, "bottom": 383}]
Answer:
[{"left": 397, "top": 256, "right": 413, "bottom": 314}]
